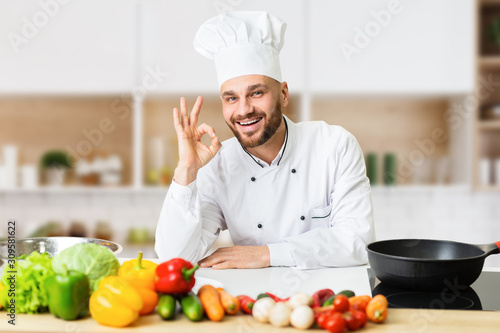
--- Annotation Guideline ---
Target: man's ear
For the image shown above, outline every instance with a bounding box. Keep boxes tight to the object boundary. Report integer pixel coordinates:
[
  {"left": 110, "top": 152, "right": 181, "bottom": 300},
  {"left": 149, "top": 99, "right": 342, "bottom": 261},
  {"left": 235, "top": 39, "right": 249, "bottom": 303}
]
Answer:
[{"left": 281, "top": 81, "right": 289, "bottom": 108}]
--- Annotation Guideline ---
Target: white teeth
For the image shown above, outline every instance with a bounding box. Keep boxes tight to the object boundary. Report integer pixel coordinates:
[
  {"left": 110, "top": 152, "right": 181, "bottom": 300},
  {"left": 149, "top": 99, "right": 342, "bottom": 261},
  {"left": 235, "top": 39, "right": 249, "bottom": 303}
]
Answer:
[{"left": 239, "top": 118, "right": 261, "bottom": 126}]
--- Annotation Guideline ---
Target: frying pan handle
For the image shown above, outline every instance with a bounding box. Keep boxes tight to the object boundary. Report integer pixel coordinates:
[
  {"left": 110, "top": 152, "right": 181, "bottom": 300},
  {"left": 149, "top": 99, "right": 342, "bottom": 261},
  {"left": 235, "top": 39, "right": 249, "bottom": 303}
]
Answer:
[{"left": 476, "top": 241, "right": 500, "bottom": 256}]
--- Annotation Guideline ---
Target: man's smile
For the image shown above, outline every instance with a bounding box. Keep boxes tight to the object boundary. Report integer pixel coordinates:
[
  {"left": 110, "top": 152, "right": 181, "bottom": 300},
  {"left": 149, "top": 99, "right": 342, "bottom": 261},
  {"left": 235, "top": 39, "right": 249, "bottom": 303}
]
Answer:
[{"left": 236, "top": 117, "right": 263, "bottom": 133}]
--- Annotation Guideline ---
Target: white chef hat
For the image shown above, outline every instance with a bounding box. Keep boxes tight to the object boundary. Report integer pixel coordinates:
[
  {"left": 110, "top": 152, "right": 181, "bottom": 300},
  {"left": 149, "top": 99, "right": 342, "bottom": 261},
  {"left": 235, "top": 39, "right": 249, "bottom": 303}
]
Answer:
[{"left": 193, "top": 11, "right": 287, "bottom": 88}]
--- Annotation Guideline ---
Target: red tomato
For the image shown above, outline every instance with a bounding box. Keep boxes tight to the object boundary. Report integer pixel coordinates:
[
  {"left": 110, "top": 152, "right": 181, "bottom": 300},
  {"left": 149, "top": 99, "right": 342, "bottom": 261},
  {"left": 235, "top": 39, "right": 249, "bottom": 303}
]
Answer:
[
  {"left": 316, "top": 313, "right": 330, "bottom": 329},
  {"left": 343, "top": 310, "right": 360, "bottom": 331},
  {"left": 352, "top": 310, "right": 367, "bottom": 328},
  {"left": 333, "top": 294, "right": 350, "bottom": 313},
  {"left": 326, "top": 313, "right": 346, "bottom": 333},
  {"left": 351, "top": 310, "right": 367, "bottom": 328}
]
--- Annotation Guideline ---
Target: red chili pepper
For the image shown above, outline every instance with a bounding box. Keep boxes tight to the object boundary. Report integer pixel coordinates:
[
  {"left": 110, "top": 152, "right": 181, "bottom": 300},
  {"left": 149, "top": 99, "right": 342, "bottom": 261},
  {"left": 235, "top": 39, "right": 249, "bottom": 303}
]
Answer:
[
  {"left": 312, "top": 288, "right": 335, "bottom": 308},
  {"left": 265, "top": 292, "right": 290, "bottom": 302},
  {"left": 236, "top": 295, "right": 255, "bottom": 314},
  {"left": 154, "top": 258, "right": 198, "bottom": 295}
]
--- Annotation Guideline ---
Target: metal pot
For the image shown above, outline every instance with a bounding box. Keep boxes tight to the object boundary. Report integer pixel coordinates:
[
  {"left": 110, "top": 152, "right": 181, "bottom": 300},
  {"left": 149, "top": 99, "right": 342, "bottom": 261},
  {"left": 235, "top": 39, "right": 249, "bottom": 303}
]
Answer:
[{"left": 0, "top": 237, "right": 122, "bottom": 267}]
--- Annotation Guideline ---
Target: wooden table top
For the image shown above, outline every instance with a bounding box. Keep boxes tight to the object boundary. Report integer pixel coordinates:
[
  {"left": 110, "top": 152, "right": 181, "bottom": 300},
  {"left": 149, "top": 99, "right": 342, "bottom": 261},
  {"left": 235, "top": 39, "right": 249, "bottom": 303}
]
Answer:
[{"left": 1, "top": 308, "right": 500, "bottom": 333}]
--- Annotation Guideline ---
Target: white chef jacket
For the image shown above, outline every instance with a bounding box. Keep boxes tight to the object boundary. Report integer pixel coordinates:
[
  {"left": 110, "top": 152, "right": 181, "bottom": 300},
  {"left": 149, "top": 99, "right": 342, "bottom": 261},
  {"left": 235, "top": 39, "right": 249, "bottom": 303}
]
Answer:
[{"left": 155, "top": 116, "right": 375, "bottom": 269}]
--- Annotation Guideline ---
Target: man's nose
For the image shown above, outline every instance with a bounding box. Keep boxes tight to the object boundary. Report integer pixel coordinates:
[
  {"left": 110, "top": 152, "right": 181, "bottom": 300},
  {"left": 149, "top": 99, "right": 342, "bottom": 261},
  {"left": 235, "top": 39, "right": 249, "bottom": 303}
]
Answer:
[{"left": 236, "top": 98, "right": 253, "bottom": 117}]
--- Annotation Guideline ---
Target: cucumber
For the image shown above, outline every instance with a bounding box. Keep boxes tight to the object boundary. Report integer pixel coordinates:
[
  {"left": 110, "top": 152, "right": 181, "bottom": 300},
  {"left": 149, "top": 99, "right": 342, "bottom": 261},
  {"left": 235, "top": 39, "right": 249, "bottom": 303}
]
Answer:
[
  {"left": 157, "top": 294, "right": 177, "bottom": 320},
  {"left": 180, "top": 292, "right": 204, "bottom": 322},
  {"left": 338, "top": 290, "right": 355, "bottom": 298}
]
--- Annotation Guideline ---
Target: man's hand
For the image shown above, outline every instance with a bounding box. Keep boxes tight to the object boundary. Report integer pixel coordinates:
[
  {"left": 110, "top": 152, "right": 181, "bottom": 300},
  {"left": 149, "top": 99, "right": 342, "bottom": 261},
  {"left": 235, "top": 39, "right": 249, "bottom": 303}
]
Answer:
[
  {"left": 173, "top": 96, "right": 222, "bottom": 185},
  {"left": 199, "top": 245, "right": 270, "bottom": 269}
]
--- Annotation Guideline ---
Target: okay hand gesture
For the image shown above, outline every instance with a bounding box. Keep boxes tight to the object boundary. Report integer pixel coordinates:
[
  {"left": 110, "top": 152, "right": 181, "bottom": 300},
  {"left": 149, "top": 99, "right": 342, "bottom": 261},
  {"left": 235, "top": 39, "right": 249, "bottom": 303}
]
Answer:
[{"left": 172, "top": 96, "right": 221, "bottom": 185}]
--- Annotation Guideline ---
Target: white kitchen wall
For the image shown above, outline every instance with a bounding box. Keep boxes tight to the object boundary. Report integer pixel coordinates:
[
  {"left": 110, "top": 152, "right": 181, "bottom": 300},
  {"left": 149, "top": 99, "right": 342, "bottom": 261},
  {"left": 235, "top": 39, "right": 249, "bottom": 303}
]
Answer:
[
  {"left": 0, "top": 0, "right": 138, "bottom": 94},
  {"left": 2, "top": 188, "right": 499, "bottom": 266}
]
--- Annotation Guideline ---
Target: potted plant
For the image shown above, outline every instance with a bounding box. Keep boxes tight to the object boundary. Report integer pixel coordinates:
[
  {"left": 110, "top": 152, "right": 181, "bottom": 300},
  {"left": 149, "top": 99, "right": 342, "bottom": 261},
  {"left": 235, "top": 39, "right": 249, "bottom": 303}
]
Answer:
[
  {"left": 486, "top": 17, "right": 500, "bottom": 53},
  {"left": 40, "top": 150, "right": 73, "bottom": 186}
]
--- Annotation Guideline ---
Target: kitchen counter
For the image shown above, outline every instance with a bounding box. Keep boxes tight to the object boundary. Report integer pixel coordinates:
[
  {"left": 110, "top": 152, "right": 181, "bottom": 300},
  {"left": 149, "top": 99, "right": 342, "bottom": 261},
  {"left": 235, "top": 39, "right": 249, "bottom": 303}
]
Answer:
[{"left": 2, "top": 265, "right": 500, "bottom": 332}]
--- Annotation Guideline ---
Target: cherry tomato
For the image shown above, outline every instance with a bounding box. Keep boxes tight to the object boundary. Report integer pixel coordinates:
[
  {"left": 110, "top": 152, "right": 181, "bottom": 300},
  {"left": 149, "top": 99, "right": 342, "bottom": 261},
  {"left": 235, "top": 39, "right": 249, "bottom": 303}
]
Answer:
[
  {"left": 352, "top": 310, "right": 367, "bottom": 328},
  {"left": 316, "top": 313, "right": 330, "bottom": 329},
  {"left": 333, "top": 294, "right": 350, "bottom": 313},
  {"left": 343, "top": 310, "right": 360, "bottom": 331},
  {"left": 325, "top": 313, "right": 346, "bottom": 333}
]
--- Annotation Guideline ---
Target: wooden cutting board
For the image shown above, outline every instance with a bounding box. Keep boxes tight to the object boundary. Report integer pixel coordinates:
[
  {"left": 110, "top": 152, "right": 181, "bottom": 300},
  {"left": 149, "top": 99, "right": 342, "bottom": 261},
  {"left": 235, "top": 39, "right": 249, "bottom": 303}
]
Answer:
[{"left": 1, "top": 308, "right": 499, "bottom": 333}]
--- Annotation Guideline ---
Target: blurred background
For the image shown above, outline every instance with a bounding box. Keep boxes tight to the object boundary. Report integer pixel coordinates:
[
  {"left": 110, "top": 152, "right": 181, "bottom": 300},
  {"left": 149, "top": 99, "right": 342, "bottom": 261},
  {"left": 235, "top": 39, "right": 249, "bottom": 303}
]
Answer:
[{"left": 1, "top": 0, "right": 499, "bottom": 265}]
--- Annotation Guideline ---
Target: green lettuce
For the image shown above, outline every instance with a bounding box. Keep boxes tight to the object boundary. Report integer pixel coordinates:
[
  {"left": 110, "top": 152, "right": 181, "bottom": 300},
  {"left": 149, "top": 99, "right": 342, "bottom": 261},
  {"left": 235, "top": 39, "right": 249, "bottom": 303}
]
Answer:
[
  {"left": 1, "top": 251, "right": 55, "bottom": 313},
  {"left": 51, "top": 243, "right": 119, "bottom": 292}
]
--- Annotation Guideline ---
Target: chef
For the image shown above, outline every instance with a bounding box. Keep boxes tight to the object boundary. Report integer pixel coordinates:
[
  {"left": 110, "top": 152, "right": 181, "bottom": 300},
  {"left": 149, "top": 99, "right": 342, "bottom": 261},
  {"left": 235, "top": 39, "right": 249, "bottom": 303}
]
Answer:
[{"left": 155, "top": 11, "right": 374, "bottom": 269}]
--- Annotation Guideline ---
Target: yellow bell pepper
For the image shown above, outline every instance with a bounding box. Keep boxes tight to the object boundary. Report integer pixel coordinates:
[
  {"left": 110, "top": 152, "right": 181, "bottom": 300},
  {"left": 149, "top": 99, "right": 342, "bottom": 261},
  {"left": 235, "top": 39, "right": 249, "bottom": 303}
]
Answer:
[
  {"left": 89, "top": 276, "right": 143, "bottom": 327},
  {"left": 118, "top": 251, "right": 157, "bottom": 291},
  {"left": 118, "top": 251, "right": 158, "bottom": 315}
]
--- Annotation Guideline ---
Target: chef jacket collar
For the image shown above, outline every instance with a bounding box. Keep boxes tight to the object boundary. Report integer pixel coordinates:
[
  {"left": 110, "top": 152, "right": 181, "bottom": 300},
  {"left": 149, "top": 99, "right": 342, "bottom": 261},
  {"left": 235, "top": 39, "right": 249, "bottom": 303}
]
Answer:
[{"left": 240, "top": 115, "right": 295, "bottom": 168}]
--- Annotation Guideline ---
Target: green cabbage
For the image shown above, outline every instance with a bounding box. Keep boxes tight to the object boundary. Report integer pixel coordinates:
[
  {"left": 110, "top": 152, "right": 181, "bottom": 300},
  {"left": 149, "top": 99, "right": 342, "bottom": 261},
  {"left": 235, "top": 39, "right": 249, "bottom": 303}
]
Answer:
[
  {"left": 51, "top": 243, "right": 119, "bottom": 292},
  {"left": 1, "top": 251, "right": 55, "bottom": 313}
]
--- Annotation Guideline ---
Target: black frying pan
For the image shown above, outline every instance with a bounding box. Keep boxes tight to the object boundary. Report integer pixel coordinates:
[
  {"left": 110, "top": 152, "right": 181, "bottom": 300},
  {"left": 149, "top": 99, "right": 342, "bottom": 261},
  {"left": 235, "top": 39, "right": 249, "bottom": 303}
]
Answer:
[{"left": 367, "top": 239, "right": 500, "bottom": 291}]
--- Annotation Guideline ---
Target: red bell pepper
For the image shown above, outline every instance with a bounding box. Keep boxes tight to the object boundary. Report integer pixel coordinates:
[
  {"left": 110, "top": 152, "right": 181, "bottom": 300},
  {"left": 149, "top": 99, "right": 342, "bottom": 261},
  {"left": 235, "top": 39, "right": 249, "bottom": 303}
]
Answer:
[
  {"left": 237, "top": 295, "right": 255, "bottom": 314},
  {"left": 312, "top": 288, "right": 335, "bottom": 308},
  {"left": 154, "top": 258, "right": 198, "bottom": 295}
]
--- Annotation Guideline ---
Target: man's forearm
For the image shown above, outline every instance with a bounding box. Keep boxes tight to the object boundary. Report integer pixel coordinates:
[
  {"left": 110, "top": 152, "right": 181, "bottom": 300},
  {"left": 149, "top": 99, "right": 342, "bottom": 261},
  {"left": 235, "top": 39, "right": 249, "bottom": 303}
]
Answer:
[{"left": 198, "top": 245, "right": 271, "bottom": 269}]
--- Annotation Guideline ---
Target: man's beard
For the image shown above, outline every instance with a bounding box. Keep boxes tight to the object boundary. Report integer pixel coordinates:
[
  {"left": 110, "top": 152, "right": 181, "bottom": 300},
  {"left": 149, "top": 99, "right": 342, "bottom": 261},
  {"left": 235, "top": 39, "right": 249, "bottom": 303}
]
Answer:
[{"left": 227, "top": 99, "right": 283, "bottom": 149}]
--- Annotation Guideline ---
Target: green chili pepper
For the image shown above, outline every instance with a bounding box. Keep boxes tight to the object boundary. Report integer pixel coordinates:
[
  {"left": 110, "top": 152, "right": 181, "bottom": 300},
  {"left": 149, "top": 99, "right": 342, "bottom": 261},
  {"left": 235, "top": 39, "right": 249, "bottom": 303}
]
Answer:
[{"left": 44, "top": 264, "right": 90, "bottom": 320}]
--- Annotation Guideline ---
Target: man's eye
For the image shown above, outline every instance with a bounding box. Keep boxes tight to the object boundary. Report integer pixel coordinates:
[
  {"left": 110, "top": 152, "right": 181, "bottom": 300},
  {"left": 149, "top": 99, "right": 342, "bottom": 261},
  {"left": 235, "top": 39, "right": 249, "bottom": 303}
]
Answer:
[
  {"left": 226, "top": 97, "right": 237, "bottom": 102},
  {"left": 252, "top": 91, "right": 263, "bottom": 96}
]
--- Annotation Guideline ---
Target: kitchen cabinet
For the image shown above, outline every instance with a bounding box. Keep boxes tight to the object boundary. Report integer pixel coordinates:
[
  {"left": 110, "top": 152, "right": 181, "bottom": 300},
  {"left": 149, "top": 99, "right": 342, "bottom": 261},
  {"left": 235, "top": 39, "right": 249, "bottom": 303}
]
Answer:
[
  {"left": 308, "top": 0, "right": 475, "bottom": 94},
  {"left": 137, "top": 1, "right": 218, "bottom": 95},
  {"left": 140, "top": 0, "right": 474, "bottom": 95},
  {"left": 0, "top": 0, "right": 137, "bottom": 94}
]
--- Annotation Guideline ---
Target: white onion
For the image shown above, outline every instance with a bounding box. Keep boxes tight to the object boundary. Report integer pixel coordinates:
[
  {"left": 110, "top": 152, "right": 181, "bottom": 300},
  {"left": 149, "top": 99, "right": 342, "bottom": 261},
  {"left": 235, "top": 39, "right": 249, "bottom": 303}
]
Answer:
[
  {"left": 288, "top": 292, "right": 314, "bottom": 309},
  {"left": 252, "top": 297, "right": 276, "bottom": 323},
  {"left": 269, "top": 302, "right": 292, "bottom": 327},
  {"left": 290, "top": 305, "right": 315, "bottom": 330}
]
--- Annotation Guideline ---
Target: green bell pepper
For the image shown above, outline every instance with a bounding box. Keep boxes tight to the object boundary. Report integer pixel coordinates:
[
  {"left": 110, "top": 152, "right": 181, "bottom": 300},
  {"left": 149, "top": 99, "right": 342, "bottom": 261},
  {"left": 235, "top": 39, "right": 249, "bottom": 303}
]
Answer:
[{"left": 44, "top": 265, "right": 90, "bottom": 320}]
